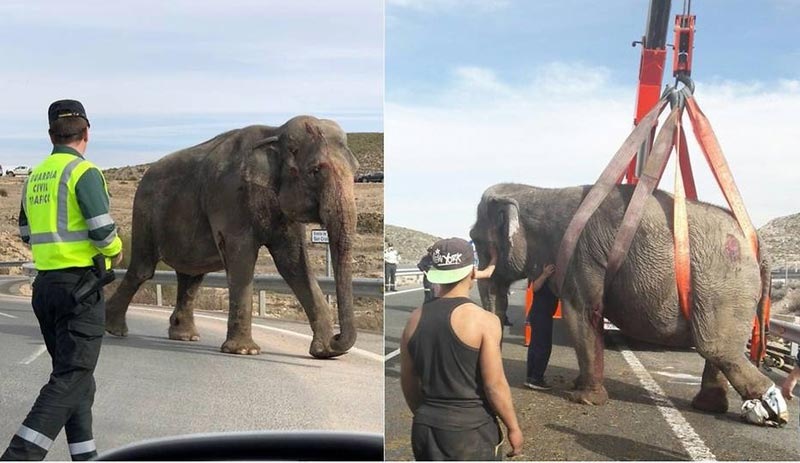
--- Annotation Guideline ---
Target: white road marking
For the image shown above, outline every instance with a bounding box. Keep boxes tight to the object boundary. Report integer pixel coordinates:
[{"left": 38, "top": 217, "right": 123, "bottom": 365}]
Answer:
[
  {"left": 19, "top": 345, "right": 47, "bottom": 365},
  {"left": 618, "top": 340, "right": 716, "bottom": 461},
  {"left": 129, "top": 306, "right": 384, "bottom": 362},
  {"left": 0, "top": 311, "right": 17, "bottom": 319},
  {"left": 385, "top": 349, "right": 400, "bottom": 362},
  {"left": 655, "top": 371, "right": 702, "bottom": 383},
  {"left": 385, "top": 287, "right": 424, "bottom": 295}
]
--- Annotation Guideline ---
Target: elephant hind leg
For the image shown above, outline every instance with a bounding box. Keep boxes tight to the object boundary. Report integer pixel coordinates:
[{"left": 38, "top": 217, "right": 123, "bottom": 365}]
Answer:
[
  {"left": 695, "top": 341, "right": 772, "bottom": 401},
  {"left": 105, "top": 232, "right": 158, "bottom": 337},
  {"left": 168, "top": 273, "right": 205, "bottom": 342},
  {"left": 691, "top": 360, "right": 729, "bottom": 413},
  {"left": 692, "top": 299, "right": 773, "bottom": 401}
]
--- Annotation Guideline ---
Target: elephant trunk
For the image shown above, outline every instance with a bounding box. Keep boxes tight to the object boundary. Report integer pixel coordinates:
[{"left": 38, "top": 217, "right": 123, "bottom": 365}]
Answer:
[{"left": 321, "top": 168, "right": 358, "bottom": 354}]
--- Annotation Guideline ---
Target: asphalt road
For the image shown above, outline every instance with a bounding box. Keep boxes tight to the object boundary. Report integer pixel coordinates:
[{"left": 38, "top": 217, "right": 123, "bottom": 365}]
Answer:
[
  {"left": 0, "top": 277, "right": 382, "bottom": 461},
  {"left": 385, "top": 283, "right": 800, "bottom": 461}
]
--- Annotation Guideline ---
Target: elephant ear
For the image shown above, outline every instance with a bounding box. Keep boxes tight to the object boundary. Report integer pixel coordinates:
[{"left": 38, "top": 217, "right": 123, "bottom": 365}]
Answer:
[
  {"left": 251, "top": 135, "right": 280, "bottom": 153},
  {"left": 490, "top": 198, "right": 528, "bottom": 275},
  {"left": 320, "top": 120, "right": 360, "bottom": 173}
]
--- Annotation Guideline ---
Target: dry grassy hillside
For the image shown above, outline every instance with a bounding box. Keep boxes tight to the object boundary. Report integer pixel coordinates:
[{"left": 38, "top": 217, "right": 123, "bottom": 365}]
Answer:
[
  {"left": 385, "top": 224, "right": 441, "bottom": 268},
  {"left": 760, "top": 212, "right": 800, "bottom": 267},
  {"left": 760, "top": 212, "right": 800, "bottom": 315}
]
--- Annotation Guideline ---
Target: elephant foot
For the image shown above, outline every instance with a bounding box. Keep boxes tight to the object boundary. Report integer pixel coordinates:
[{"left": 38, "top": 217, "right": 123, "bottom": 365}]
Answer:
[
  {"left": 221, "top": 337, "right": 261, "bottom": 355},
  {"left": 105, "top": 310, "right": 129, "bottom": 337},
  {"left": 691, "top": 387, "right": 729, "bottom": 414},
  {"left": 168, "top": 324, "right": 200, "bottom": 342},
  {"left": 567, "top": 386, "right": 609, "bottom": 405},
  {"left": 309, "top": 336, "right": 347, "bottom": 359}
]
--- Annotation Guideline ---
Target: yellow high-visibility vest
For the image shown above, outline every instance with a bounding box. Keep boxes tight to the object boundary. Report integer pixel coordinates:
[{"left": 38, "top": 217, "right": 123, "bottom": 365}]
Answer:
[{"left": 24, "top": 153, "right": 119, "bottom": 270}]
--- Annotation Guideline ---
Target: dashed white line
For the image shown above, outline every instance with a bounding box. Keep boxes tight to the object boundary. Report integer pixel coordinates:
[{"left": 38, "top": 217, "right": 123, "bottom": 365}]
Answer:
[
  {"left": 19, "top": 345, "right": 47, "bottom": 365},
  {"left": 617, "top": 340, "right": 716, "bottom": 461},
  {"left": 129, "top": 306, "right": 384, "bottom": 362},
  {"left": 0, "top": 311, "right": 17, "bottom": 319},
  {"left": 385, "top": 349, "right": 400, "bottom": 362},
  {"left": 385, "top": 287, "right": 424, "bottom": 295}
]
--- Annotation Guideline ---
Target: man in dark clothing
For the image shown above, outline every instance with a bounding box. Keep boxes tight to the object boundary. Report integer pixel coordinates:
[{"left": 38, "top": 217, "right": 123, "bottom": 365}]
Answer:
[
  {"left": 524, "top": 264, "right": 558, "bottom": 391},
  {"left": 417, "top": 247, "right": 436, "bottom": 303},
  {"left": 2, "top": 100, "right": 122, "bottom": 461},
  {"left": 400, "top": 238, "right": 522, "bottom": 460}
]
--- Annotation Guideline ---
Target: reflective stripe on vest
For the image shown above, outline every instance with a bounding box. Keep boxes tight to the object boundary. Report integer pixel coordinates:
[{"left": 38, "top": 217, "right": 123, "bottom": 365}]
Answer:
[{"left": 26, "top": 154, "right": 102, "bottom": 270}]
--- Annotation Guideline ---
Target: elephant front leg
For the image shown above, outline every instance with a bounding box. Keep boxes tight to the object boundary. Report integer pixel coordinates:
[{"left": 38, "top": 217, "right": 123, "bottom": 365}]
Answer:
[
  {"left": 168, "top": 272, "right": 204, "bottom": 342},
  {"left": 563, "top": 301, "right": 609, "bottom": 405},
  {"left": 105, "top": 256, "right": 156, "bottom": 337},
  {"left": 268, "top": 228, "right": 338, "bottom": 358},
  {"left": 218, "top": 236, "right": 261, "bottom": 355}
]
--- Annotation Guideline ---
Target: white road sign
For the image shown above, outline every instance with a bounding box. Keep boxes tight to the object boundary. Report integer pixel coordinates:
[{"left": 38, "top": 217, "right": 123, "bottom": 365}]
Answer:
[{"left": 311, "top": 229, "right": 329, "bottom": 244}]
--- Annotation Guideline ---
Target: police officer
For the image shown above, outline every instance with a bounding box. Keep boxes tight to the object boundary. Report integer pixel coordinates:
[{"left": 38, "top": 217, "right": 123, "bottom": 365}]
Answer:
[{"left": 2, "top": 100, "right": 123, "bottom": 461}]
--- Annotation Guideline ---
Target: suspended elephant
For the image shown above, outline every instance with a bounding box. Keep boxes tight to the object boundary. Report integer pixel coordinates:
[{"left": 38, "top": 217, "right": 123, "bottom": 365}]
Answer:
[
  {"left": 470, "top": 182, "right": 786, "bottom": 425},
  {"left": 105, "top": 116, "right": 359, "bottom": 358}
]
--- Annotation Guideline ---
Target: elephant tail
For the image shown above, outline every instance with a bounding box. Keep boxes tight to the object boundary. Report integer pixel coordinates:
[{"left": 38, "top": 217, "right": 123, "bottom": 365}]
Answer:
[{"left": 753, "top": 239, "right": 772, "bottom": 363}]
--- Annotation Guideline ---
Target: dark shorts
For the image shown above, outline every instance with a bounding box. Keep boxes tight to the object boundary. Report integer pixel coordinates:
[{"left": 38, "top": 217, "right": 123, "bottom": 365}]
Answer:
[{"left": 411, "top": 420, "right": 503, "bottom": 461}]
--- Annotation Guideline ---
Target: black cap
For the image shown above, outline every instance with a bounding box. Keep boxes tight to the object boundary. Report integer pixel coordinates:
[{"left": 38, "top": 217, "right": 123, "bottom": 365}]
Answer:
[
  {"left": 426, "top": 238, "right": 475, "bottom": 284},
  {"left": 48, "top": 99, "right": 90, "bottom": 127}
]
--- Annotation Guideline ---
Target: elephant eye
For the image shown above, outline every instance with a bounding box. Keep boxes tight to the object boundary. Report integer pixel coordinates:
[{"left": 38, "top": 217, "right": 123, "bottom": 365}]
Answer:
[{"left": 310, "top": 166, "right": 321, "bottom": 176}]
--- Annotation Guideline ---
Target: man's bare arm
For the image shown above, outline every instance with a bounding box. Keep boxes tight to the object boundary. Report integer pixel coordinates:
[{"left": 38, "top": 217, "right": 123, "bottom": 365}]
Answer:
[
  {"left": 400, "top": 309, "right": 424, "bottom": 412},
  {"left": 474, "top": 244, "right": 498, "bottom": 280},
  {"left": 479, "top": 313, "right": 523, "bottom": 456},
  {"left": 532, "top": 264, "right": 556, "bottom": 291}
]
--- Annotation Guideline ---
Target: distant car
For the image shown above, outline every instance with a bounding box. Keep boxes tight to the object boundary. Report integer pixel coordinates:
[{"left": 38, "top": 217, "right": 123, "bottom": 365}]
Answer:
[
  {"left": 5, "top": 166, "right": 31, "bottom": 177},
  {"left": 355, "top": 171, "right": 383, "bottom": 183}
]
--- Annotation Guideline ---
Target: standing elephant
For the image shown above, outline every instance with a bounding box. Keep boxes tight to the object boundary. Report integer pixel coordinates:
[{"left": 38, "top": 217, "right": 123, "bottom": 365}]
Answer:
[
  {"left": 470, "top": 182, "right": 782, "bottom": 420},
  {"left": 105, "top": 116, "right": 359, "bottom": 358}
]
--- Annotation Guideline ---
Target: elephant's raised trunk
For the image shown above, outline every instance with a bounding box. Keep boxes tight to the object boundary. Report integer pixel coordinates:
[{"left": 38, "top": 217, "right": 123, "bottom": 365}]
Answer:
[{"left": 321, "top": 166, "right": 358, "bottom": 355}]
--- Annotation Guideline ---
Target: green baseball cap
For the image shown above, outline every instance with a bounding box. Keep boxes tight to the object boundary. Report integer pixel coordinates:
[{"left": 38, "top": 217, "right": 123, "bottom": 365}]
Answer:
[{"left": 426, "top": 238, "right": 475, "bottom": 284}]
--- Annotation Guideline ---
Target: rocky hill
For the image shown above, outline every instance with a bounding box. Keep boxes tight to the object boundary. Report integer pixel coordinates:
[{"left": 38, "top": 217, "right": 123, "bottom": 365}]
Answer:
[
  {"left": 385, "top": 224, "right": 441, "bottom": 267},
  {"left": 103, "top": 132, "right": 383, "bottom": 181},
  {"left": 759, "top": 212, "right": 800, "bottom": 267}
]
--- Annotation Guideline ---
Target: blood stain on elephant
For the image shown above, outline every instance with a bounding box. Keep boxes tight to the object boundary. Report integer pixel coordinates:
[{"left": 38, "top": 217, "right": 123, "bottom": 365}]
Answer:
[{"left": 724, "top": 234, "right": 740, "bottom": 263}]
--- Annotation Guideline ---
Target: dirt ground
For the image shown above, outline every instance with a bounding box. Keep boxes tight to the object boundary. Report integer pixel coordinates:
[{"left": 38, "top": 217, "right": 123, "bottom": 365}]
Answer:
[{"left": 0, "top": 176, "right": 383, "bottom": 331}]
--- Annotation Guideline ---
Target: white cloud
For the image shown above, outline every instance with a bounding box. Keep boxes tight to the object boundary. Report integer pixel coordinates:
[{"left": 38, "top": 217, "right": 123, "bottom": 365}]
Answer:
[{"left": 386, "top": 62, "right": 800, "bottom": 239}]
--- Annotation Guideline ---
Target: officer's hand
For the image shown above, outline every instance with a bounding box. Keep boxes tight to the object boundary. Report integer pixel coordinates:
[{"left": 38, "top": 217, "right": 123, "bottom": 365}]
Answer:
[
  {"left": 112, "top": 251, "right": 124, "bottom": 267},
  {"left": 506, "top": 426, "right": 523, "bottom": 458}
]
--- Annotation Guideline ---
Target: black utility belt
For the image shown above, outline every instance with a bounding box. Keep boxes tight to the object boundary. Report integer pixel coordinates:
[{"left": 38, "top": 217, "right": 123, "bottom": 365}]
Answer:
[{"left": 38, "top": 267, "right": 93, "bottom": 276}]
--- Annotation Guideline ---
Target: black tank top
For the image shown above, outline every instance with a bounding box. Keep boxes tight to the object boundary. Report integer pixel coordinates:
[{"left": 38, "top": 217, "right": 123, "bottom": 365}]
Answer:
[{"left": 407, "top": 296, "right": 495, "bottom": 430}]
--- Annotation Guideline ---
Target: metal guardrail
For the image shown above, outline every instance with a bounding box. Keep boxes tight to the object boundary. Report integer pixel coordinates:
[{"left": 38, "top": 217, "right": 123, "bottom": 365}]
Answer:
[
  {"left": 130, "top": 269, "right": 383, "bottom": 299},
  {"left": 396, "top": 268, "right": 423, "bottom": 277},
  {"left": 0, "top": 261, "right": 30, "bottom": 268},
  {"left": 19, "top": 263, "right": 382, "bottom": 300},
  {"left": 768, "top": 319, "right": 800, "bottom": 346}
]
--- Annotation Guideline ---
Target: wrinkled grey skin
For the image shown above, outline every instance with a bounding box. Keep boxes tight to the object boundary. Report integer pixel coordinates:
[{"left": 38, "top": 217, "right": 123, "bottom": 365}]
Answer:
[
  {"left": 470, "top": 183, "right": 772, "bottom": 411},
  {"left": 105, "top": 116, "right": 359, "bottom": 358}
]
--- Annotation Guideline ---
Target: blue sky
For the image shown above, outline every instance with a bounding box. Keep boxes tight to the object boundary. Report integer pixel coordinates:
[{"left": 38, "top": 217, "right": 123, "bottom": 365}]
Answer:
[
  {"left": 0, "top": 0, "right": 383, "bottom": 169},
  {"left": 385, "top": 0, "right": 800, "bottom": 240}
]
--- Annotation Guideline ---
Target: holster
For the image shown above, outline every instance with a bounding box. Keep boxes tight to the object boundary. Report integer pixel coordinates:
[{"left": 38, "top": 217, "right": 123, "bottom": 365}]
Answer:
[{"left": 71, "top": 254, "right": 116, "bottom": 305}]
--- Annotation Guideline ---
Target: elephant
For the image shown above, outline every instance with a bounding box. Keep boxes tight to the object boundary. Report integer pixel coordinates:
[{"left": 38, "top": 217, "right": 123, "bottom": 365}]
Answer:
[
  {"left": 105, "top": 115, "right": 359, "bottom": 358},
  {"left": 470, "top": 182, "right": 777, "bottom": 416}
]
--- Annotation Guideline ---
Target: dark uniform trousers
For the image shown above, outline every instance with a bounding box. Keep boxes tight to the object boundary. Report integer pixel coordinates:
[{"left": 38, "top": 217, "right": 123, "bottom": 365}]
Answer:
[
  {"left": 2, "top": 269, "right": 105, "bottom": 461},
  {"left": 385, "top": 262, "right": 397, "bottom": 291}
]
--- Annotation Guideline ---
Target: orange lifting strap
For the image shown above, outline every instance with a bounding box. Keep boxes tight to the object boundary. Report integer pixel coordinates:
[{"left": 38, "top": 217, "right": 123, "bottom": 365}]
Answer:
[{"left": 554, "top": 90, "right": 769, "bottom": 363}]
